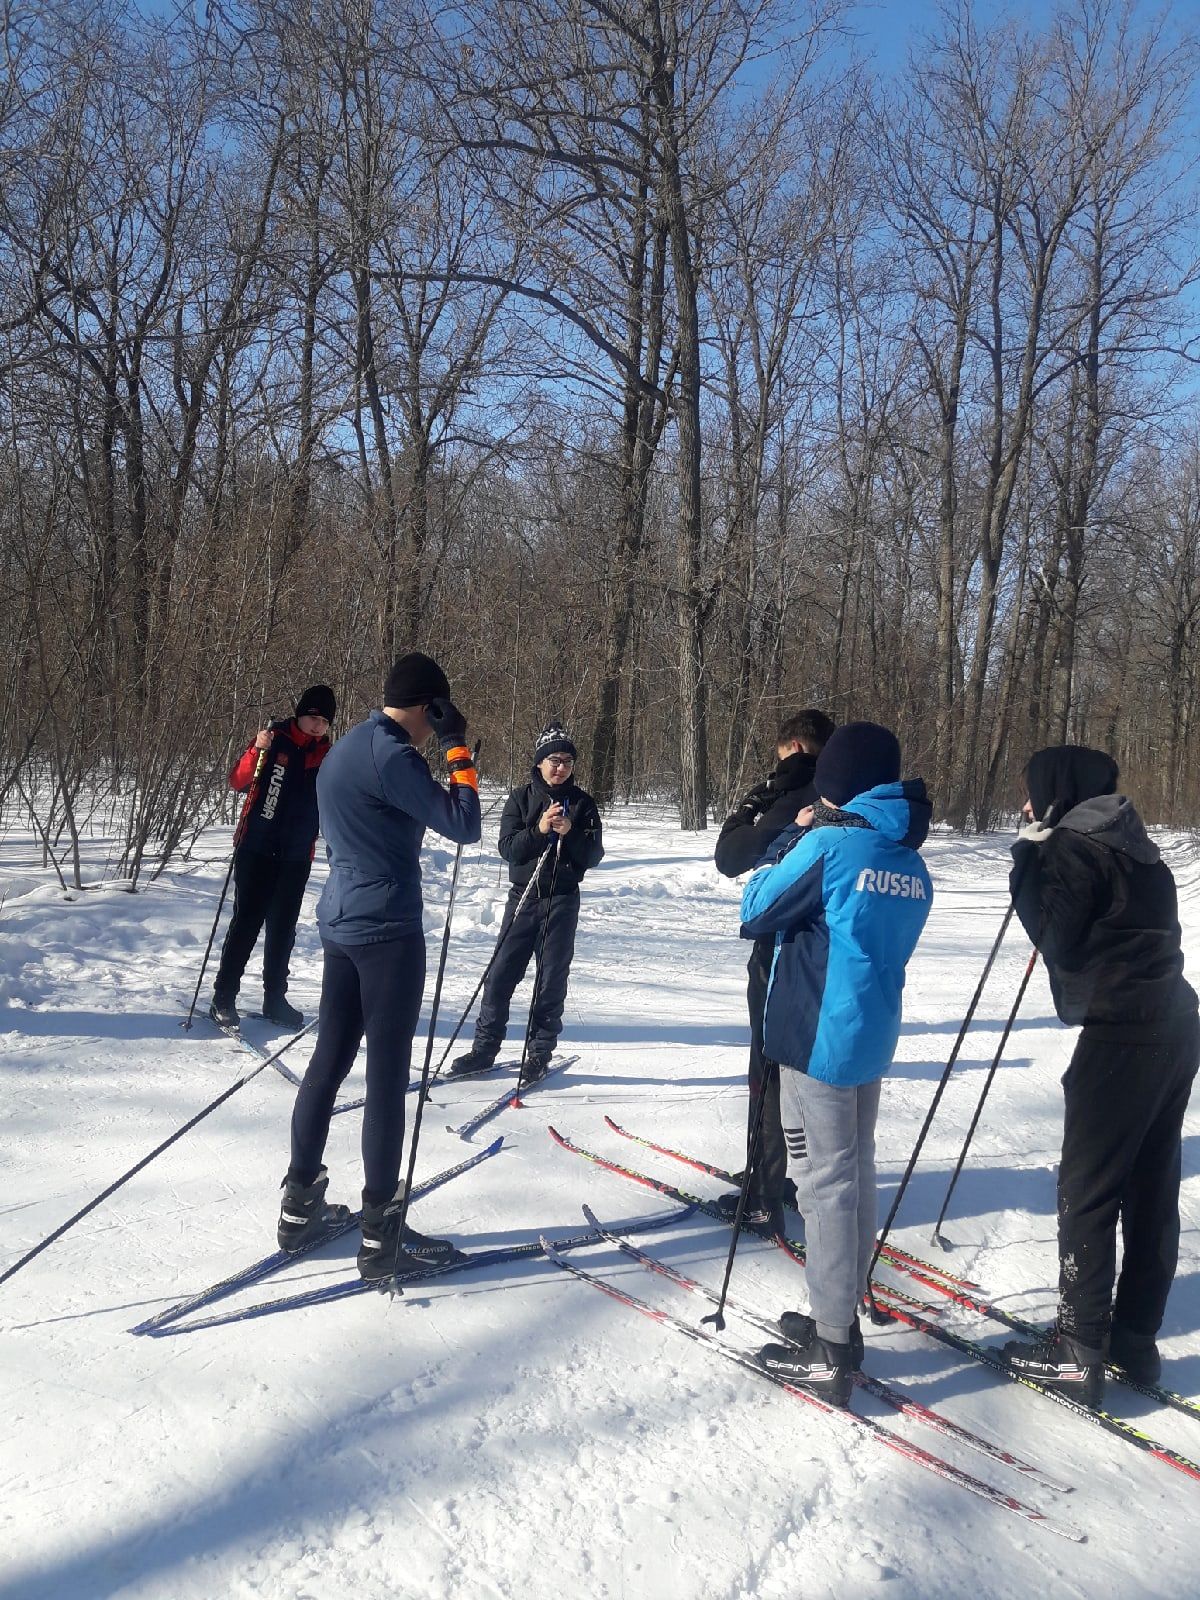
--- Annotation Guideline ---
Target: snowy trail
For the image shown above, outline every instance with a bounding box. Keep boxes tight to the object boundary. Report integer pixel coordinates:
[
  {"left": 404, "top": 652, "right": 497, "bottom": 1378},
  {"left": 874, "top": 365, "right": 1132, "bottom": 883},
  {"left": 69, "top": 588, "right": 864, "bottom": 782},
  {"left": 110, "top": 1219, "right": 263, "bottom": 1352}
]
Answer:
[{"left": 4, "top": 808, "right": 1200, "bottom": 1597}]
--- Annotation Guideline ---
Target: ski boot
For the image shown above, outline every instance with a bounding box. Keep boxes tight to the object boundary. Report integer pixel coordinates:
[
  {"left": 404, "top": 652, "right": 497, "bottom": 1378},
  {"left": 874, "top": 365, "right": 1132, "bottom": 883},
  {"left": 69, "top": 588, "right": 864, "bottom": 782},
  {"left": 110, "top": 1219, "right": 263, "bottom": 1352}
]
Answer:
[
  {"left": 263, "top": 994, "right": 304, "bottom": 1029},
  {"left": 449, "top": 1044, "right": 500, "bottom": 1078},
  {"left": 521, "top": 1051, "right": 552, "bottom": 1085},
  {"left": 357, "top": 1191, "right": 466, "bottom": 1283},
  {"left": 757, "top": 1327, "right": 853, "bottom": 1408},
  {"left": 209, "top": 993, "right": 240, "bottom": 1030},
  {"left": 1002, "top": 1332, "right": 1104, "bottom": 1404},
  {"left": 779, "top": 1310, "right": 864, "bottom": 1371},
  {"left": 277, "top": 1167, "right": 352, "bottom": 1252},
  {"left": 1108, "top": 1323, "right": 1161, "bottom": 1385},
  {"left": 713, "top": 1191, "right": 784, "bottom": 1235}
]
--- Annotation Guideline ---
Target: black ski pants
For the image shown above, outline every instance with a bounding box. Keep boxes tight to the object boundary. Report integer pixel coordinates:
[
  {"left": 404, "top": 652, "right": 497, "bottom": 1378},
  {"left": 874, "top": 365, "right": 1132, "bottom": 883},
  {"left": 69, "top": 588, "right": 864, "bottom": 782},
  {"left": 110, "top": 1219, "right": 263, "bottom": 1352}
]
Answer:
[
  {"left": 289, "top": 932, "right": 426, "bottom": 1204},
  {"left": 1057, "top": 1011, "right": 1199, "bottom": 1349},
  {"left": 474, "top": 887, "right": 579, "bottom": 1059},
  {"left": 214, "top": 847, "right": 310, "bottom": 1002},
  {"left": 745, "top": 939, "right": 789, "bottom": 1207}
]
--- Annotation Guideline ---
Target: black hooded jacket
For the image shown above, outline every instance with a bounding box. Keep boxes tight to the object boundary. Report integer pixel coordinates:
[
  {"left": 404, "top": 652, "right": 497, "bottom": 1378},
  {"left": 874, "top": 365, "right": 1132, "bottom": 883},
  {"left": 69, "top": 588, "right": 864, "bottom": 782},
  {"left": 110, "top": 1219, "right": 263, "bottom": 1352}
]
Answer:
[
  {"left": 714, "top": 751, "right": 819, "bottom": 878},
  {"left": 497, "top": 769, "right": 604, "bottom": 896},
  {"left": 1011, "top": 746, "right": 1195, "bottom": 1032}
]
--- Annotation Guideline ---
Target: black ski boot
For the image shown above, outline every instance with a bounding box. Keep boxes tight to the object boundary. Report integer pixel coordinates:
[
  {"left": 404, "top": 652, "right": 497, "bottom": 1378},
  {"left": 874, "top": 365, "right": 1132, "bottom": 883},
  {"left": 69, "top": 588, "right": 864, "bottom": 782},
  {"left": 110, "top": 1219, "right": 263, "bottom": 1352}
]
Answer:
[
  {"left": 713, "top": 1191, "right": 783, "bottom": 1235},
  {"left": 1108, "top": 1323, "right": 1162, "bottom": 1385},
  {"left": 449, "top": 1044, "right": 500, "bottom": 1077},
  {"left": 277, "top": 1168, "right": 352, "bottom": 1252},
  {"left": 521, "top": 1051, "right": 552, "bottom": 1085},
  {"left": 263, "top": 994, "right": 304, "bottom": 1029},
  {"left": 357, "top": 1191, "right": 466, "bottom": 1282},
  {"left": 1002, "top": 1332, "right": 1104, "bottom": 1404},
  {"left": 757, "top": 1328, "right": 853, "bottom": 1407},
  {"left": 779, "top": 1310, "right": 865, "bottom": 1371},
  {"left": 209, "top": 993, "right": 240, "bottom": 1030}
]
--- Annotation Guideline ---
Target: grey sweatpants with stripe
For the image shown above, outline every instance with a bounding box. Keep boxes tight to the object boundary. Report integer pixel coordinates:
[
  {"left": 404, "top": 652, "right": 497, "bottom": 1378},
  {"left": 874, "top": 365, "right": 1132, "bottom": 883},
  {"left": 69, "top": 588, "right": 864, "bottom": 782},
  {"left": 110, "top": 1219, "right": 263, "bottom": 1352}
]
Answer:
[{"left": 779, "top": 1070, "right": 882, "bottom": 1345}]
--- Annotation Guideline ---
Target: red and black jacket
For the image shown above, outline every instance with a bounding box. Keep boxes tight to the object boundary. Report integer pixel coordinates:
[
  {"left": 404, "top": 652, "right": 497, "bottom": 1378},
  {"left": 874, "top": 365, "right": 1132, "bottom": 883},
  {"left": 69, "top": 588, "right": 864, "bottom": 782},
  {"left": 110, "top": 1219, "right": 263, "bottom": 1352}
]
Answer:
[{"left": 231, "top": 719, "right": 331, "bottom": 862}]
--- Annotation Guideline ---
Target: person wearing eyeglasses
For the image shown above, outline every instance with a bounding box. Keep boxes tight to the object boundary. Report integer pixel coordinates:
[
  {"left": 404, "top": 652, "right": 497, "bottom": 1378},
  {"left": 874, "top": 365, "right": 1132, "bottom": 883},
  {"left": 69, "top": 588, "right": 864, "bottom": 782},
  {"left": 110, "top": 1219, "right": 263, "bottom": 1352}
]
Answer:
[
  {"left": 210, "top": 684, "right": 336, "bottom": 1031},
  {"left": 451, "top": 720, "right": 604, "bottom": 1081}
]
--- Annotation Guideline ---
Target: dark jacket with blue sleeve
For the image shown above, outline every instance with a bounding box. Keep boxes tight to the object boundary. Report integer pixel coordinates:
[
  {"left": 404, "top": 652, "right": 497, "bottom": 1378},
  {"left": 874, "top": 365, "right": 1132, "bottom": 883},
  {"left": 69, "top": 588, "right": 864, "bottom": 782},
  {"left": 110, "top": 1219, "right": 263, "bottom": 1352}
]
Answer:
[
  {"left": 315, "top": 710, "right": 481, "bottom": 944},
  {"left": 739, "top": 782, "right": 934, "bottom": 1087}
]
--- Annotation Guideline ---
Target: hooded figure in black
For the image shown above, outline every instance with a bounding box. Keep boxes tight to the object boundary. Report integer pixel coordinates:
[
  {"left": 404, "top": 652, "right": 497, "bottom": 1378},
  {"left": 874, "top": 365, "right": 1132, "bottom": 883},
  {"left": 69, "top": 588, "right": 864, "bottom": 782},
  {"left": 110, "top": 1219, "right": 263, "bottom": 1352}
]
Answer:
[
  {"left": 451, "top": 721, "right": 604, "bottom": 1079},
  {"left": 712, "top": 708, "right": 835, "bottom": 1231},
  {"left": 1002, "top": 745, "right": 1199, "bottom": 1401}
]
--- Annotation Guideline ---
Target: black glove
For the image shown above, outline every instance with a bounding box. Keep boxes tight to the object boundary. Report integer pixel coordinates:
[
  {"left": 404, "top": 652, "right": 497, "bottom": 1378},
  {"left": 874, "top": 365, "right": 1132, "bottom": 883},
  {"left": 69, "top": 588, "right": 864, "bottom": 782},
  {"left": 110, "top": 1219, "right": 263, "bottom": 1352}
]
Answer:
[
  {"left": 737, "top": 778, "right": 775, "bottom": 819},
  {"left": 426, "top": 697, "right": 467, "bottom": 750}
]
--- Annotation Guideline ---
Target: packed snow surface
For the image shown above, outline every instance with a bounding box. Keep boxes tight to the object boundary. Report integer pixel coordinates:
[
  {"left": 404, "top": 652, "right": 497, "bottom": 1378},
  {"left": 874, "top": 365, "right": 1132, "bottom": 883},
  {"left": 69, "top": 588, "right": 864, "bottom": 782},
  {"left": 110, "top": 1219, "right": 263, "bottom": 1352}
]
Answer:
[{"left": 4, "top": 801, "right": 1200, "bottom": 1598}]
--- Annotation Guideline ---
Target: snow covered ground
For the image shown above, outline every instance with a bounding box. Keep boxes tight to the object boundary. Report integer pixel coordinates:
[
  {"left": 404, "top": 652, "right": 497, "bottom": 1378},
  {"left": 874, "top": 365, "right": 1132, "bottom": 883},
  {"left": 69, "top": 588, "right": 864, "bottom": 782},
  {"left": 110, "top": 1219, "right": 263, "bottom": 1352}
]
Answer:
[{"left": 4, "top": 799, "right": 1200, "bottom": 1598}]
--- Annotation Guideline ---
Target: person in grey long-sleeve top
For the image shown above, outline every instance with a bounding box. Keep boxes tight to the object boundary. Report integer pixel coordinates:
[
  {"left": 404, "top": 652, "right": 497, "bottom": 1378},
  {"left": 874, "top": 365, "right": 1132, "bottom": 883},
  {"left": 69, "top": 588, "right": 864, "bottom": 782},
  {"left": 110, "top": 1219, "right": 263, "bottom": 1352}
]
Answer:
[{"left": 280, "top": 651, "right": 481, "bottom": 1283}]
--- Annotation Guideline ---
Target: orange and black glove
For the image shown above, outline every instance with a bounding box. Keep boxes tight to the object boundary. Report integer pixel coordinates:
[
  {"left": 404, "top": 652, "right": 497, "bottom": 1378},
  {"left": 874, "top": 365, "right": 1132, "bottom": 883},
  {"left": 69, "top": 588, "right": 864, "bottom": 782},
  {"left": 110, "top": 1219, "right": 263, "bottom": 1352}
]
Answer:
[{"left": 428, "top": 699, "right": 477, "bottom": 791}]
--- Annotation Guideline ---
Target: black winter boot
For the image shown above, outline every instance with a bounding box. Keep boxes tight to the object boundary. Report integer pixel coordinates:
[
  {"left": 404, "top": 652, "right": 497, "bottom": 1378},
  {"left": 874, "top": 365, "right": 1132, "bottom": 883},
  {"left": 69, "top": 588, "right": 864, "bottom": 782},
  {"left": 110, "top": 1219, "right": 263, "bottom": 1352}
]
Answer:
[
  {"left": 263, "top": 994, "right": 304, "bottom": 1028},
  {"left": 1108, "top": 1323, "right": 1162, "bottom": 1385},
  {"left": 449, "top": 1044, "right": 500, "bottom": 1077},
  {"left": 1002, "top": 1332, "right": 1104, "bottom": 1405},
  {"left": 277, "top": 1168, "right": 352, "bottom": 1252},
  {"left": 779, "top": 1310, "right": 864, "bottom": 1371},
  {"left": 757, "top": 1328, "right": 853, "bottom": 1408},
  {"left": 209, "top": 994, "right": 240, "bottom": 1030}
]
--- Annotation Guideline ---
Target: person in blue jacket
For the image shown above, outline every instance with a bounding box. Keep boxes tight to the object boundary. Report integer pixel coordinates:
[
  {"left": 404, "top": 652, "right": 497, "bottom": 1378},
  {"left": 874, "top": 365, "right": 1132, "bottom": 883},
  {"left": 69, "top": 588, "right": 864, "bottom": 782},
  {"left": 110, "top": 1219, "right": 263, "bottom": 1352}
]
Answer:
[
  {"left": 278, "top": 651, "right": 481, "bottom": 1282},
  {"left": 740, "top": 722, "right": 933, "bottom": 1405}
]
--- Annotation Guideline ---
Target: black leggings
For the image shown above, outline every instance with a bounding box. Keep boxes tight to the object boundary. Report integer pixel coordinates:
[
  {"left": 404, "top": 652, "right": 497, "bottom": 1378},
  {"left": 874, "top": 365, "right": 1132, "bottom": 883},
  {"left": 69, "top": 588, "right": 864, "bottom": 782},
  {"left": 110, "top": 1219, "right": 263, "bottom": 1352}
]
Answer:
[
  {"left": 214, "top": 848, "right": 311, "bottom": 1001},
  {"left": 289, "top": 932, "right": 426, "bottom": 1202}
]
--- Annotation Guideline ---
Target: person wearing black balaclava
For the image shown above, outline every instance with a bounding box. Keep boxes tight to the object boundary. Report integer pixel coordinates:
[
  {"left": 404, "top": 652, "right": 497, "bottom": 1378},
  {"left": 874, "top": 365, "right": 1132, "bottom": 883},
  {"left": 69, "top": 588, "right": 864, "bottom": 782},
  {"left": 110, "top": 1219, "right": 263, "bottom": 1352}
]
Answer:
[
  {"left": 1001, "top": 745, "right": 1199, "bottom": 1403},
  {"left": 450, "top": 721, "right": 604, "bottom": 1081}
]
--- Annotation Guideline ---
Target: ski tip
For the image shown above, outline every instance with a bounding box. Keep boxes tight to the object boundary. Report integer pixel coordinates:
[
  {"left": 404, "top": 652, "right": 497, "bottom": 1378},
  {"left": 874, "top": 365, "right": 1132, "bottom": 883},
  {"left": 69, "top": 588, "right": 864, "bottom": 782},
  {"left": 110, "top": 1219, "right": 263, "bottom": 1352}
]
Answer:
[
  {"left": 602, "top": 1114, "right": 622, "bottom": 1133},
  {"left": 483, "top": 1135, "right": 505, "bottom": 1156}
]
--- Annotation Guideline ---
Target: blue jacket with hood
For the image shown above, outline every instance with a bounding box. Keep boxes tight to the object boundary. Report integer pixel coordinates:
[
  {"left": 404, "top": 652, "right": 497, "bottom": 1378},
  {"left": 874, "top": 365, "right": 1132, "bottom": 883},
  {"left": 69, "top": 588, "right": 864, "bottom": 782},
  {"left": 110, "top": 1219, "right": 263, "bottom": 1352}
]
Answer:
[
  {"left": 316, "top": 711, "right": 481, "bottom": 944},
  {"left": 739, "top": 782, "right": 934, "bottom": 1087}
]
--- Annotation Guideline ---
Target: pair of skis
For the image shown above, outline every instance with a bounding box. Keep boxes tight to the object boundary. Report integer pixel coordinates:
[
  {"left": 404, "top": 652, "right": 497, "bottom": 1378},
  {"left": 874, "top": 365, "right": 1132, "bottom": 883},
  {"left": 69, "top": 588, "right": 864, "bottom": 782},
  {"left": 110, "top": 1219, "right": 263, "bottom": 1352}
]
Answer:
[
  {"left": 545, "top": 1210, "right": 1080, "bottom": 1539},
  {"left": 550, "top": 1121, "right": 1200, "bottom": 1491},
  {"left": 132, "top": 1136, "right": 507, "bottom": 1335},
  {"left": 444, "top": 1054, "right": 578, "bottom": 1141}
]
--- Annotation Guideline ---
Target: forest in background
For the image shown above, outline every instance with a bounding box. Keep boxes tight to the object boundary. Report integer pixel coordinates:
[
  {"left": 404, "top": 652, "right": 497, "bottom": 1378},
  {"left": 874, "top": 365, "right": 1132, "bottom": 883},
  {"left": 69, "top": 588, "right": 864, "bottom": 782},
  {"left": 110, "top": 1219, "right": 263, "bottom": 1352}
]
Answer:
[{"left": 1, "top": 0, "right": 1198, "bottom": 885}]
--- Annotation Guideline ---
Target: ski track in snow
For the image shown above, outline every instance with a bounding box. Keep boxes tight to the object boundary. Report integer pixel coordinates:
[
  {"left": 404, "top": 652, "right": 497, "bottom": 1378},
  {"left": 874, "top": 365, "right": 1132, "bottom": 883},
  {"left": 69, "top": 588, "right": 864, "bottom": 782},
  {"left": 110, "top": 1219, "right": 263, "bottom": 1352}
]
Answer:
[{"left": 3, "top": 804, "right": 1200, "bottom": 1597}]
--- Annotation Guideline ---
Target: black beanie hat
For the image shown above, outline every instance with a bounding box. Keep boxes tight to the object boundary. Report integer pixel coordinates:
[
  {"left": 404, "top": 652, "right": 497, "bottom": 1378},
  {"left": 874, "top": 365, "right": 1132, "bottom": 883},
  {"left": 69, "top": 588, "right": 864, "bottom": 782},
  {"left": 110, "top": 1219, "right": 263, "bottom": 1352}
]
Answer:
[
  {"left": 534, "top": 721, "right": 577, "bottom": 762},
  {"left": 1024, "top": 745, "right": 1118, "bottom": 824},
  {"left": 385, "top": 651, "right": 451, "bottom": 707},
  {"left": 295, "top": 683, "right": 336, "bottom": 722},
  {"left": 815, "top": 721, "right": 901, "bottom": 806}
]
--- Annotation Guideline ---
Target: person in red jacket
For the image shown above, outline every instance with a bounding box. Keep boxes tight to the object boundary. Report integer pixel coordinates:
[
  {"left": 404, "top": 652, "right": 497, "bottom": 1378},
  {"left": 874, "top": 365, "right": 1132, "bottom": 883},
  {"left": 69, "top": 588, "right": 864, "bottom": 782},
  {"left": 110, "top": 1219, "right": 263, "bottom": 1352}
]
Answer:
[{"left": 210, "top": 684, "right": 335, "bottom": 1030}]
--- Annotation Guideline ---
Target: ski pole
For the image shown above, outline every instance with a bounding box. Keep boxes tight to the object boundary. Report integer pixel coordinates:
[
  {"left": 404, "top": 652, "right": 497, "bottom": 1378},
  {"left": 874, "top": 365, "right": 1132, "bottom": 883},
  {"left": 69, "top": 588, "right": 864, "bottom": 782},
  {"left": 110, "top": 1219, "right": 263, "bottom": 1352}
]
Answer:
[
  {"left": 513, "top": 836, "right": 563, "bottom": 1103},
  {"left": 387, "top": 839, "right": 467, "bottom": 1290},
  {"left": 864, "top": 897, "right": 1018, "bottom": 1318},
  {"left": 931, "top": 947, "right": 1038, "bottom": 1249},
  {"left": 0, "top": 1021, "right": 314, "bottom": 1291},
  {"left": 183, "top": 735, "right": 271, "bottom": 1030},
  {"left": 700, "top": 1067, "right": 772, "bottom": 1332},
  {"left": 427, "top": 837, "right": 556, "bottom": 1082}
]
